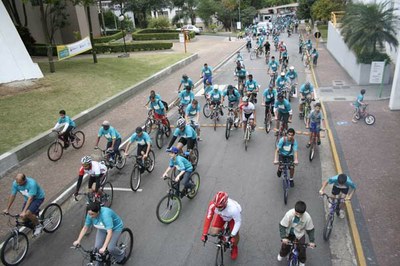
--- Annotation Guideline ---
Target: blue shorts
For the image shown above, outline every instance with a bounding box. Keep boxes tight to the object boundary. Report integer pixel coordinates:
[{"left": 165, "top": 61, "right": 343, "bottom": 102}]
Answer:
[
  {"left": 22, "top": 198, "right": 44, "bottom": 215},
  {"left": 310, "top": 122, "right": 320, "bottom": 133}
]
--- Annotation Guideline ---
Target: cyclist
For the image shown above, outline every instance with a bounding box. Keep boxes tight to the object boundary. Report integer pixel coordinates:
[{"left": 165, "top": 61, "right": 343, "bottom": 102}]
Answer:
[
  {"left": 319, "top": 174, "right": 357, "bottom": 219},
  {"left": 311, "top": 48, "right": 319, "bottom": 66},
  {"left": 352, "top": 89, "right": 366, "bottom": 123},
  {"left": 75, "top": 156, "right": 107, "bottom": 196},
  {"left": 273, "top": 35, "right": 279, "bottom": 50},
  {"left": 267, "top": 56, "right": 280, "bottom": 75},
  {"left": 245, "top": 35, "right": 252, "bottom": 51},
  {"left": 52, "top": 109, "right": 76, "bottom": 149},
  {"left": 204, "top": 79, "right": 213, "bottom": 97},
  {"left": 275, "top": 72, "right": 290, "bottom": 95},
  {"left": 201, "top": 191, "right": 242, "bottom": 260},
  {"left": 95, "top": 121, "right": 122, "bottom": 163},
  {"left": 256, "top": 35, "right": 264, "bottom": 51},
  {"left": 222, "top": 85, "right": 241, "bottom": 124},
  {"left": 274, "top": 128, "right": 298, "bottom": 187},
  {"left": 124, "top": 127, "right": 152, "bottom": 172},
  {"left": 200, "top": 63, "right": 213, "bottom": 86},
  {"left": 274, "top": 93, "right": 292, "bottom": 136},
  {"left": 244, "top": 74, "right": 260, "bottom": 104},
  {"left": 148, "top": 95, "right": 169, "bottom": 127},
  {"left": 262, "top": 84, "right": 277, "bottom": 118},
  {"left": 306, "top": 39, "right": 312, "bottom": 53},
  {"left": 264, "top": 40, "right": 271, "bottom": 55},
  {"left": 234, "top": 64, "right": 247, "bottom": 96},
  {"left": 281, "top": 49, "right": 289, "bottom": 71},
  {"left": 298, "top": 37, "right": 304, "bottom": 54},
  {"left": 235, "top": 51, "right": 244, "bottom": 67},
  {"left": 3, "top": 173, "right": 45, "bottom": 236},
  {"left": 299, "top": 82, "right": 315, "bottom": 116},
  {"left": 73, "top": 202, "right": 127, "bottom": 265},
  {"left": 209, "top": 85, "right": 224, "bottom": 116},
  {"left": 178, "top": 74, "right": 194, "bottom": 93},
  {"left": 278, "top": 41, "right": 287, "bottom": 59},
  {"left": 306, "top": 103, "right": 324, "bottom": 147},
  {"left": 239, "top": 96, "right": 256, "bottom": 132},
  {"left": 185, "top": 99, "right": 202, "bottom": 141},
  {"left": 277, "top": 201, "right": 316, "bottom": 266},
  {"left": 145, "top": 90, "right": 169, "bottom": 112},
  {"left": 286, "top": 66, "right": 298, "bottom": 95},
  {"left": 167, "top": 118, "right": 197, "bottom": 153},
  {"left": 179, "top": 86, "right": 195, "bottom": 114}
]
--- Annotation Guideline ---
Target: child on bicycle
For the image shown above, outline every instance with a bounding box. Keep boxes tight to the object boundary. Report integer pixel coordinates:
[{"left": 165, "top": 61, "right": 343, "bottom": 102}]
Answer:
[
  {"left": 52, "top": 110, "right": 76, "bottom": 149},
  {"left": 306, "top": 102, "right": 324, "bottom": 147},
  {"left": 352, "top": 89, "right": 366, "bottom": 123}
]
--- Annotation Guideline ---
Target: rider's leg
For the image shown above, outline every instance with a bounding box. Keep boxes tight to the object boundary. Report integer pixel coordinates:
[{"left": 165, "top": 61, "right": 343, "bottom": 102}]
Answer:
[
  {"left": 176, "top": 139, "right": 185, "bottom": 151},
  {"left": 114, "top": 138, "right": 121, "bottom": 158},
  {"left": 278, "top": 234, "right": 296, "bottom": 259},
  {"left": 106, "top": 230, "right": 125, "bottom": 262},
  {"left": 298, "top": 235, "right": 307, "bottom": 264},
  {"left": 23, "top": 199, "right": 43, "bottom": 226},
  {"left": 181, "top": 171, "right": 193, "bottom": 191}
]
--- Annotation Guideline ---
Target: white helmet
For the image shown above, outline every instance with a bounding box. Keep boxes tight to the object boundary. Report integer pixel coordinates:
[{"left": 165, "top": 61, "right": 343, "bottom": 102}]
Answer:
[
  {"left": 176, "top": 118, "right": 186, "bottom": 128},
  {"left": 81, "top": 156, "right": 92, "bottom": 165},
  {"left": 289, "top": 66, "right": 295, "bottom": 70}
]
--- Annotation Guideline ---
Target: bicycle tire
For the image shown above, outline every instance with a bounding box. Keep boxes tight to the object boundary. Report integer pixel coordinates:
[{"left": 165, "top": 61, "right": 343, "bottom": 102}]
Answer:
[
  {"left": 117, "top": 228, "right": 134, "bottom": 263},
  {"left": 303, "top": 107, "right": 310, "bottom": 127},
  {"left": 145, "top": 150, "right": 156, "bottom": 173},
  {"left": 71, "top": 130, "right": 85, "bottom": 149},
  {"left": 101, "top": 182, "right": 113, "bottom": 208},
  {"left": 190, "top": 147, "right": 199, "bottom": 168},
  {"left": 0, "top": 232, "right": 29, "bottom": 266},
  {"left": 165, "top": 119, "right": 171, "bottom": 137},
  {"left": 266, "top": 113, "right": 271, "bottom": 133},
  {"left": 365, "top": 114, "right": 375, "bottom": 125},
  {"left": 115, "top": 149, "right": 126, "bottom": 170},
  {"left": 214, "top": 115, "right": 217, "bottom": 131},
  {"left": 156, "top": 129, "right": 164, "bottom": 149},
  {"left": 130, "top": 165, "right": 141, "bottom": 192},
  {"left": 47, "top": 141, "right": 63, "bottom": 161},
  {"left": 283, "top": 173, "right": 289, "bottom": 205},
  {"left": 323, "top": 214, "right": 334, "bottom": 241},
  {"left": 309, "top": 143, "right": 315, "bottom": 162},
  {"left": 187, "top": 172, "right": 200, "bottom": 199},
  {"left": 144, "top": 118, "right": 153, "bottom": 134},
  {"left": 215, "top": 246, "right": 223, "bottom": 266},
  {"left": 203, "top": 103, "right": 211, "bottom": 118},
  {"left": 225, "top": 120, "right": 231, "bottom": 140},
  {"left": 156, "top": 194, "right": 182, "bottom": 224},
  {"left": 244, "top": 128, "right": 249, "bottom": 151},
  {"left": 41, "top": 203, "right": 62, "bottom": 233}
]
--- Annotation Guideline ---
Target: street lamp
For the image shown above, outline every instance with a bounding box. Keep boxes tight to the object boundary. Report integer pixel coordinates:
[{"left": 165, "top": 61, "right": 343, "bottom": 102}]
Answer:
[{"left": 118, "top": 14, "right": 129, "bottom": 58}]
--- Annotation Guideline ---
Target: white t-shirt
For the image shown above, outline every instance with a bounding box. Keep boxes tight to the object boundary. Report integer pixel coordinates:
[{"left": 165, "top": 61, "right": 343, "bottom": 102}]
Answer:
[
  {"left": 215, "top": 198, "right": 242, "bottom": 236},
  {"left": 280, "top": 209, "right": 314, "bottom": 239},
  {"left": 241, "top": 102, "right": 255, "bottom": 114}
]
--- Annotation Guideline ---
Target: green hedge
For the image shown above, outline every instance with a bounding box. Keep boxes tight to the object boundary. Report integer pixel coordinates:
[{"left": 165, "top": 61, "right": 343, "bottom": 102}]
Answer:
[
  {"left": 94, "top": 31, "right": 124, "bottom": 43},
  {"left": 356, "top": 51, "right": 391, "bottom": 64},
  {"left": 30, "top": 44, "right": 58, "bottom": 56},
  {"left": 138, "top": 28, "right": 177, "bottom": 33},
  {"left": 132, "top": 32, "right": 179, "bottom": 40}
]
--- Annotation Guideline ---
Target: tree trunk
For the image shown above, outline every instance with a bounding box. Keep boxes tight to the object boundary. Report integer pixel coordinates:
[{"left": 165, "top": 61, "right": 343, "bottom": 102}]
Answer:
[
  {"left": 39, "top": 0, "right": 55, "bottom": 73},
  {"left": 86, "top": 5, "right": 97, "bottom": 64}
]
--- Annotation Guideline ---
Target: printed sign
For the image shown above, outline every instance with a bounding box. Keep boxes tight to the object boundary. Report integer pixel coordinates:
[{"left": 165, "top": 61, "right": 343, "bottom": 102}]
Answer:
[
  {"left": 369, "top": 61, "right": 385, "bottom": 84},
  {"left": 56, "top": 37, "right": 92, "bottom": 61}
]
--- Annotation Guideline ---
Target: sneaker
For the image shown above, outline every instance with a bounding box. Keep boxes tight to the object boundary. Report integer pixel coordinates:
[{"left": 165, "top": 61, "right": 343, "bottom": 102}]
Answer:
[
  {"left": 339, "top": 210, "right": 345, "bottom": 219},
  {"left": 306, "top": 143, "right": 311, "bottom": 148},
  {"left": 277, "top": 170, "right": 282, "bottom": 178},
  {"left": 290, "top": 179, "right": 294, "bottom": 187},
  {"left": 234, "top": 118, "right": 240, "bottom": 124},
  {"left": 34, "top": 224, "right": 43, "bottom": 236},
  {"left": 64, "top": 143, "right": 69, "bottom": 149},
  {"left": 299, "top": 263, "right": 305, "bottom": 266},
  {"left": 231, "top": 245, "right": 238, "bottom": 260},
  {"left": 277, "top": 254, "right": 283, "bottom": 261}
]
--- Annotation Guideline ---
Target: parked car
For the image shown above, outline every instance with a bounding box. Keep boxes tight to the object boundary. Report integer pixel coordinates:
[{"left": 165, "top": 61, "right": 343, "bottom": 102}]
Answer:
[{"left": 176, "top": 25, "right": 202, "bottom": 34}]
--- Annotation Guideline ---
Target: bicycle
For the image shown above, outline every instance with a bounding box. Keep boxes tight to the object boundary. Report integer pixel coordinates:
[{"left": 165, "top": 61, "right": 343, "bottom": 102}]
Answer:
[
  {"left": 288, "top": 81, "right": 297, "bottom": 102},
  {"left": 354, "top": 104, "right": 375, "bottom": 125},
  {"left": 210, "top": 104, "right": 222, "bottom": 131},
  {"left": 156, "top": 172, "right": 201, "bottom": 224},
  {"left": 95, "top": 147, "right": 126, "bottom": 170},
  {"left": 1, "top": 203, "right": 62, "bottom": 266},
  {"left": 321, "top": 193, "right": 347, "bottom": 241},
  {"left": 224, "top": 106, "right": 239, "bottom": 140},
  {"left": 276, "top": 159, "right": 293, "bottom": 205},
  {"left": 204, "top": 224, "right": 232, "bottom": 266},
  {"left": 243, "top": 119, "right": 254, "bottom": 151},
  {"left": 308, "top": 128, "right": 325, "bottom": 162},
  {"left": 47, "top": 128, "right": 85, "bottom": 161},
  {"left": 256, "top": 47, "right": 264, "bottom": 58},
  {"left": 129, "top": 152, "right": 155, "bottom": 192},
  {"left": 71, "top": 227, "right": 133, "bottom": 266},
  {"left": 154, "top": 118, "right": 171, "bottom": 149},
  {"left": 249, "top": 48, "right": 256, "bottom": 60},
  {"left": 286, "top": 240, "right": 315, "bottom": 266},
  {"left": 265, "top": 50, "right": 270, "bottom": 65},
  {"left": 275, "top": 115, "right": 290, "bottom": 146},
  {"left": 178, "top": 142, "right": 200, "bottom": 169},
  {"left": 301, "top": 95, "right": 314, "bottom": 127},
  {"left": 178, "top": 103, "right": 187, "bottom": 118},
  {"left": 203, "top": 95, "right": 212, "bottom": 118},
  {"left": 269, "top": 71, "right": 277, "bottom": 88},
  {"left": 144, "top": 109, "right": 156, "bottom": 134},
  {"left": 263, "top": 102, "right": 274, "bottom": 133}
]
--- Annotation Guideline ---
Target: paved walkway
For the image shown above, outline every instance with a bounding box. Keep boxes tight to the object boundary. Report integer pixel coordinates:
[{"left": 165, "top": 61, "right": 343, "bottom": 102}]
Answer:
[{"left": 311, "top": 30, "right": 399, "bottom": 266}]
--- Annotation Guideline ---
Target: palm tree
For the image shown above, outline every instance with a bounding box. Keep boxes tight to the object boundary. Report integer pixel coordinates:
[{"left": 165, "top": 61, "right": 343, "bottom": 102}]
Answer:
[{"left": 340, "top": 1, "right": 399, "bottom": 56}]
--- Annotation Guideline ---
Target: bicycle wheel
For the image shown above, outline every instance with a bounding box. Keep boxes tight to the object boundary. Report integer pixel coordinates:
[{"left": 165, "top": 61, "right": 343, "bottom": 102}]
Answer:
[
  {"left": 47, "top": 141, "right": 63, "bottom": 161},
  {"left": 266, "top": 113, "right": 271, "bottom": 133},
  {"left": 156, "top": 129, "right": 164, "bottom": 149},
  {"left": 165, "top": 119, "right": 171, "bottom": 137},
  {"left": 365, "top": 114, "right": 375, "bottom": 125},
  {"left": 115, "top": 149, "right": 126, "bottom": 170},
  {"left": 187, "top": 172, "right": 200, "bottom": 199},
  {"left": 71, "top": 131, "right": 85, "bottom": 149},
  {"left": 130, "top": 165, "right": 141, "bottom": 192},
  {"left": 145, "top": 150, "right": 155, "bottom": 173},
  {"left": 215, "top": 246, "right": 223, "bottom": 266},
  {"left": 309, "top": 143, "right": 315, "bottom": 162},
  {"left": 117, "top": 228, "right": 134, "bottom": 263},
  {"left": 101, "top": 182, "right": 113, "bottom": 207},
  {"left": 41, "top": 203, "right": 62, "bottom": 233},
  {"left": 303, "top": 107, "right": 309, "bottom": 127},
  {"left": 323, "top": 214, "right": 334, "bottom": 241},
  {"left": 156, "top": 194, "right": 182, "bottom": 224},
  {"left": 213, "top": 115, "right": 217, "bottom": 131},
  {"left": 203, "top": 103, "right": 211, "bottom": 118},
  {"left": 225, "top": 120, "right": 231, "bottom": 140},
  {"left": 0, "top": 232, "right": 29, "bottom": 266},
  {"left": 144, "top": 118, "right": 153, "bottom": 134},
  {"left": 283, "top": 176, "right": 289, "bottom": 205}
]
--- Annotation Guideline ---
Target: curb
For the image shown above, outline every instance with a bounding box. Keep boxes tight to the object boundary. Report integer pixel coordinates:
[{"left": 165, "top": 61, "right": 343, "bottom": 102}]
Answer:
[{"left": 0, "top": 53, "right": 199, "bottom": 178}]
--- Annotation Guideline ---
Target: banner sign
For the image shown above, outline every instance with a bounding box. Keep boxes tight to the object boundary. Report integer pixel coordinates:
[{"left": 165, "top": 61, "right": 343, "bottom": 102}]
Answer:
[
  {"left": 369, "top": 61, "right": 385, "bottom": 84},
  {"left": 56, "top": 37, "right": 92, "bottom": 61}
]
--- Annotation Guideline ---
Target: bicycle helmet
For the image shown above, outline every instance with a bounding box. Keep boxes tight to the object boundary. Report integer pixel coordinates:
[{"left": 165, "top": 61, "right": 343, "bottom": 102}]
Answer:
[
  {"left": 227, "top": 85, "right": 234, "bottom": 91},
  {"left": 102, "top": 120, "right": 110, "bottom": 126},
  {"left": 289, "top": 66, "right": 294, "bottom": 70},
  {"left": 242, "top": 96, "right": 249, "bottom": 102},
  {"left": 81, "top": 156, "right": 92, "bottom": 165},
  {"left": 280, "top": 72, "right": 285, "bottom": 77},
  {"left": 176, "top": 118, "right": 186, "bottom": 128},
  {"left": 277, "top": 93, "right": 284, "bottom": 99},
  {"left": 338, "top": 174, "right": 348, "bottom": 185},
  {"left": 305, "top": 81, "right": 311, "bottom": 88},
  {"left": 213, "top": 191, "right": 228, "bottom": 209},
  {"left": 182, "top": 74, "right": 188, "bottom": 79},
  {"left": 213, "top": 85, "right": 219, "bottom": 90},
  {"left": 135, "top": 126, "right": 143, "bottom": 134}
]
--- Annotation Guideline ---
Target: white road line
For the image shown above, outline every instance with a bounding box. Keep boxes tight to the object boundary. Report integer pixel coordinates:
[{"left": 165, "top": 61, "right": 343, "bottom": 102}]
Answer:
[{"left": 104, "top": 187, "right": 138, "bottom": 192}]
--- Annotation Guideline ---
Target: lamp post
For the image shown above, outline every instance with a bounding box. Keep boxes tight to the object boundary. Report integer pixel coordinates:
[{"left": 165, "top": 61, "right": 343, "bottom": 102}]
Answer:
[
  {"left": 238, "top": 0, "right": 241, "bottom": 30},
  {"left": 118, "top": 14, "right": 129, "bottom": 58}
]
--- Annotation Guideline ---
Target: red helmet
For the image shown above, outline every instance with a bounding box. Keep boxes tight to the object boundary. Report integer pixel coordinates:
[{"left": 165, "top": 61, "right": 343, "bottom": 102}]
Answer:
[{"left": 213, "top": 191, "right": 228, "bottom": 209}]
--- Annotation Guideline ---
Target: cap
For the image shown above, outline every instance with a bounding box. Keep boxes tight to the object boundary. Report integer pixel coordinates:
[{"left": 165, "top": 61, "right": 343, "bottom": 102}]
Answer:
[
  {"left": 166, "top": 147, "right": 179, "bottom": 154},
  {"left": 102, "top": 121, "right": 110, "bottom": 126}
]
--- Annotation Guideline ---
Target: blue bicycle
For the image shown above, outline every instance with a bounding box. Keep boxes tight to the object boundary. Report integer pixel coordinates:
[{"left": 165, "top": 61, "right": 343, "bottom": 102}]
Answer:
[
  {"left": 276, "top": 158, "right": 293, "bottom": 205},
  {"left": 321, "top": 193, "right": 346, "bottom": 241},
  {"left": 287, "top": 240, "right": 315, "bottom": 266}
]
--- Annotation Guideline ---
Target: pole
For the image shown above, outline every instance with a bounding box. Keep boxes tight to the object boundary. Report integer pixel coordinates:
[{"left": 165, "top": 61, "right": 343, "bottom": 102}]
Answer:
[
  {"left": 238, "top": 0, "right": 241, "bottom": 27},
  {"left": 86, "top": 5, "right": 98, "bottom": 63},
  {"left": 184, "top": 31, "right": 187, "bottom": 53},
  {"left": 378, "top": 59, "right": 387, "bottom": 98}
]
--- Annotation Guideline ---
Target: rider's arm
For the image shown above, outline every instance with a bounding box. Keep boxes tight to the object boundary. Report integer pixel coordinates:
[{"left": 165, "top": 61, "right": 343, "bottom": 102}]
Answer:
[
  {"left": 167, "top": 132, "right": 178, "bottom": 149},
  {"left": 53, "top": 121, "right": 61, "bottom": 130},
  {"left": 279, "top": 224, "right": 288, "bottom": 239},
  {"left": 202, "top": 202, "right": 216, "bottom": 235},
  {"left": 124, "top": 141, "right": 132, "bottom": 155},
  {"left": 319, "top": 179, "right": 329, "bottom": 194},
  {"left": 94, "top": 136, "right": 101, "bottom": 147},
  {"left": 75, "top": 174, "right": 85, "bottom": 194},
  {"left": 306, "top": 228, "right": 315, "bottom": 243},
  {"left": 231, "top": 211, "right": 242, "bottom": 236},
  {"left": 4, "top": 194, "right": 16, "bottom": 213}
]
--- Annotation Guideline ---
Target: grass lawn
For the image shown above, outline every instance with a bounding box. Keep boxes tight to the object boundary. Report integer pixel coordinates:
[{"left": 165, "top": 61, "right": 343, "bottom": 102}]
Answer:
[
  {"left": 318, "top": 25, "right": 328, "bottom": 40},
  {"left": 0, "top": 53, "right": 188, "bottom": 154}
]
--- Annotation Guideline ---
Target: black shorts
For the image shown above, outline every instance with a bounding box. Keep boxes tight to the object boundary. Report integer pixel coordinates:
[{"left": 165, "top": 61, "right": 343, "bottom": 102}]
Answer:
[
  {"left": 178, "top": 137, "right": 196, "bottom": 150},
  {"left": 244, "top": 113, "right": 253, "bottom": 120},
  {"left": 332, "top": 186, "right": 349, "bottom": 195},
  {"left": 88, "top": 174, "right": 104, "bottom": 191},
  {"left": 278, "top": 112, "right": 290, "bottom": 123},
  {"left": 279, "top": 155, "right": 294, "bottom": 168}
]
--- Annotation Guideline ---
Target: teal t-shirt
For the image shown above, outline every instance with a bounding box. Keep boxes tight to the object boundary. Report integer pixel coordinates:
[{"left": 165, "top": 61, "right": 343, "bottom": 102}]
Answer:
[
  {"left": 328, "top": 175, "right": 356, "bottom": 189},
  {"left": 98, "top": 126, "right": 121, "bottom": 142},
  {"left": 276, "top": 76, "right": 289, "bottom": 88},
  {"left": 11, "top": 177, "right": 45, "bottom": 201},
  {"left": 223, "top": 88, "right": 241, "bottom": 102},
  {"left": 245, "top": 80, "right": 258, "bottom": 92},
  {"left": 286, "top": 70, "right": 298, "bottom": 80},
  {"left": 277, "top": 137, "right": 298, "bottom": 156},
  {"left": 300, "top": 84, "right": 314, "bottom": 95},
  {"left": 354, "top": 94, "right": 364, "bottom": 107},
  {"left": 186, "top": 104, "right": 201, "bottom": 117},
  {"left": 173, "top": 125, "right": 197, "bottom": 139},
  {"left": 150, "top": 99, "right": 165, "bottom": 115},
  {"left": 268, "top": 60, "right": 279, "bottom": 72},
  {"left": 129, "top": 132, "right": 151, "bottom": 145},
  {"left": 202, "top": 66, "right": 213, "bottom": 77},
  {"left": 179, "top": 91, "right": 194, "bottom": 105},
  {"left": 85, "top": 207, "right": 124, "bottom": 232},
  {"left": 169, "top": 155, "right": 193, "bottom": 172},
  {"left": 263, "top": 88, "right": 277, "bottom": 103},
  {"left": 209, "top": 90, "right": 222, "bottom": 101},
  {"left": 57, "top": 115, "right": 76, "bottom": 127},
  {"left": 274, "top": 99, "right": 291, "bottom": 114}
]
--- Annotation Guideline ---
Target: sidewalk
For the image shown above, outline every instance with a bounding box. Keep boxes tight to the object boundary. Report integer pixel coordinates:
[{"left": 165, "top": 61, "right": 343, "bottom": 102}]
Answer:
[
  {"left": 0, "top": 35, "right": 245, "bottom": 239},
  {"left": 311, "top": 31, "right": 400, "bottom": 266}
]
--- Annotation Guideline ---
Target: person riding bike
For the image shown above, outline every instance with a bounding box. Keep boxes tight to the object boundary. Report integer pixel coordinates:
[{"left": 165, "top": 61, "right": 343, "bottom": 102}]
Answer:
[
  {"left": 274, "top": 128, "right": 298, "bottom": 186},
  {"left": 145, "top": 90, "right": 169, "bottom": 112},
  {"left": 201, "top": 191, "right": 242, "bottom": 260},
  {"left": 75, "top": 156, "right": 107, "bottom": 197},
  {"left": 95, "top": 121, "right": 122, "bottom": 163},
  {"left": 306, "top": 103, "right": 324, "bottom": 147},
  {"left": 148, "top": 95, "right": 169, "bottom": 127},
  {"left": 275, "top": 72, "right": 290, "bottom": 95},
  {"left": 352, "top": 89, "right": 367, "bottom": 123},
  {"left": 222, "top": 85, "right": 241, "bottom": 124},
  {"left": 234, "top": 65, "right": 248, "bottom": 95},
  {"left": 274, "top": 93, "right": 292, "bottom": 136},
  {"left": 277, "top": 201, "right": 316, "bottom": 266},
  {"left": 178, "top": 74, "right": 194, "bottom": 93},
  {"left": 305, "top": 39, "right": 312, "bottom": 53},
  {"left": 179, "top": 86, "right": 195, "bottom": 114},
  {"left": 125, "top": 127, "right": 152, "bottom": 172},
  {"left": 73, "top": 202, "right": 127, "bottom": 265},
  {"left": 262, "top": 84, "right": 278, "bottom": 118},
  {"left": 204, "top": 79, "right": 213, "bottom": 98},
  {"left": 267, "top": 56, "right": 280, "bottom": 76},
  {"left": 167, "top": 118, "right": 197, "bottom": 153},
  {"left": 200, "top": 63, "right": 213, "bottom": 86},
  {"left": 286, "top": 66, "right": 298, "bottom": 95},
  {"left": 278, "top": 41, "right": 287, "bottom": 59},
  {"left": 264, "top": 40, "right": 271, "bottom": 55},
  {"left": 244, "top": 74, "right": 260, "bottom": 104},
  {"left": 319, "top": 174, "right": 357, "bottom": 219},
  {"left": 239, "top": 96, "right": 256, "bottom": 132},
  {"left": 185, "top": 99, "right": 202, "bottom": 141},
  {"left": 209, "top": 85, "right": 224, "bottom": 116},
  {"left": 281, "top": 49, "right": 289, "bottom": 70},
  {"left": 299, "top": 82, "right": 315, "bottom": 116},
  {"left": 4, "top": 173, "right": 46, "bottom": 236},
  {"left": 245, "top": 35, "right": 252, "bottom": 51},
  {"left": 52, "top": 109, "right": 76, "bottom": 149},
  {"left": 162, "top": 146, "right": 195, "bottom": 195}
]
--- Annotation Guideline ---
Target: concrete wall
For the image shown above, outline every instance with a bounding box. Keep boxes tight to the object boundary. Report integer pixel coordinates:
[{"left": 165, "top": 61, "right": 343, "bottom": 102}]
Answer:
[
  {"left": 389, "top": 48, "right": 400, "bottom": 110},
  {"left": 0, "top": 1, "right": 43, "bottom": 83},
  {"left": 327, "top": 21, "right": 391, "bottom": 85}
]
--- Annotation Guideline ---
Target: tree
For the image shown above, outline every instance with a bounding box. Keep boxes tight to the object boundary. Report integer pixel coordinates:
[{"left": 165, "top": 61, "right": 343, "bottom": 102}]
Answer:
[
  {"left": 297, "top": 0, "right": 315, "bottom": 20},
  {"left": 196, "top": 0, "right": 216, "bottom": 27},
  {"left": 340, "top": 1, "right": 399, "bottom": 61},
  {"left": 311, "top": 0, "right": 344, "bottom": 22},
  {"left": 263, "top": 0, "right": 296, "bottom": 7},
  {"left": 125, "top": 0, "right": 169, "bottom": 28}
]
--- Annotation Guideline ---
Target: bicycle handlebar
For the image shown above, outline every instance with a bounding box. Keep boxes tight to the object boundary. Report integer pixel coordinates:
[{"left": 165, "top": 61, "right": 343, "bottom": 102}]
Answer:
[{"left": 2, "top": 212, "right": 20, "bottom": 218}]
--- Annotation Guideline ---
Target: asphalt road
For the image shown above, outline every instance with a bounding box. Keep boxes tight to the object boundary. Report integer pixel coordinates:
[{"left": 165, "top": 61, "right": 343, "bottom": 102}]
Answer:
[{"left": 17, "top": 34, "right": 333, "bottom": 266}]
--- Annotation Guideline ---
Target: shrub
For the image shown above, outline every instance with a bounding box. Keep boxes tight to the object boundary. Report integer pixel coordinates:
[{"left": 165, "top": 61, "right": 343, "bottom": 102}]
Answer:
[
  {"left": 16, "top": 26, "right": 36, "bottom": 54},
  {"left": 94, "top": 31, "right": 125, "bottom": 43},
  {"left": 356, "top": 51, "right": 391, "bottom": 64},
  {"left": 138, "top": 28, "right": 177, "bottom": 33},
  {"left": 132, "top": 32, "right": 179, "bottom": 40},
  {"left": 148, "top": 17, "right": 171, "bottom": 29}
]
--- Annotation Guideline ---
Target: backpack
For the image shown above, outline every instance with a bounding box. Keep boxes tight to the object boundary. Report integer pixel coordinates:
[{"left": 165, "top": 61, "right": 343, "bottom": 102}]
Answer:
[{"left": 157, "top": 100, "right": 169, "bottom": 111}]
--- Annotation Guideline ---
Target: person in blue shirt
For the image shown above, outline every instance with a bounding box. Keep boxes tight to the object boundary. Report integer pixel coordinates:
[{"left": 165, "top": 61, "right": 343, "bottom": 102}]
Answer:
[
  {"left": 319, "top": 174, "right": 357, "bottom": 218},
  {"left": 311, "top": 48, "right": 319, "bottom": 66},
  {"left": 200, "top": 63, "right": 213, "bottom": 86},
  {"left": 299, "top": 82, "right": 315, "bottom": 115},
  {"left": 306, "top": 39, "right": 312, "bottom": 52},
  {"left": 352, "top": 89, "right": 366, "bottom": 123},
  {"left": 244, "top": 74, "right": 260, "bottom": 104},
  {"left": 306, "top": 102, "right": 325, "bottom": 147},
  {"left": 168, "top": 118, "right": 197, "bottom": 153},
  {"left": 262, "top": 84, "right": 277, "bottom": 118},
  {"left": 4, "top": 173, "right": 46, "bottom": 236},
  {"left": 73, "top": 202, "right": 127, "bottom": 264},
  {"left": 179, "top": 87, "right": 194, "bottom": 111},
  {"left": 268, "top": 56, "right": 280, "bottom": 76},
  {"left": 95, "top": 121, "right": 122, "bottom": 161},
  {"left": 222, "top": 85, "right": 241, "bottom": 124},
  {"left": 125, "top": 127, "right": 152, "bottom": 162},
  {"left": 185, "top": 99, "right": 201, "bottom": 141},
  {"left": 162, "top": 146, "right": 195, "bottom": 194},
  {"left": 274, "top": 93, "right": 292, "bottom": 136},
  {"left": 234, "top": 65, "right": 247, "bottom": 96},
  {"left": 178, "top": 74, "right": 194, "bottom": 93},
  {"left": 273, "top": 128, "right": 299, "bottom": 187},
  {"left": 286, "top": 66, "right": 298, "bottom": 95},
  {"left": 52, "top": 110, "right": 76, "bottom": 149},
  {"left": 273, "top": 35, "right": 279, "bottom": 51},
  {"left": 209, "top": 85, "right": 224, "bottom": 116},
  {"left": 275, "top": 72, "right": 290, "bottom": 94}
]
